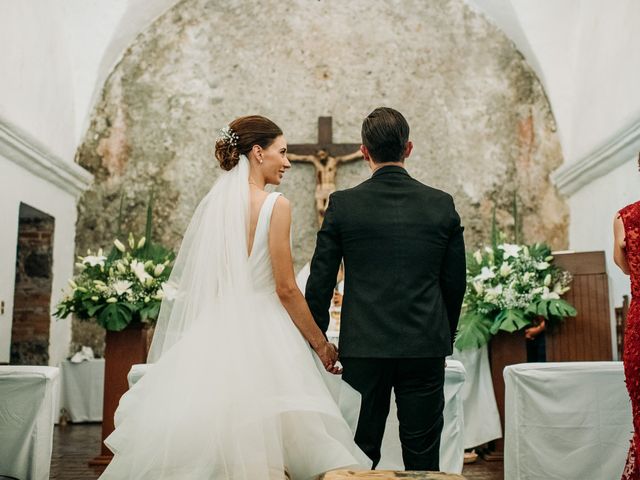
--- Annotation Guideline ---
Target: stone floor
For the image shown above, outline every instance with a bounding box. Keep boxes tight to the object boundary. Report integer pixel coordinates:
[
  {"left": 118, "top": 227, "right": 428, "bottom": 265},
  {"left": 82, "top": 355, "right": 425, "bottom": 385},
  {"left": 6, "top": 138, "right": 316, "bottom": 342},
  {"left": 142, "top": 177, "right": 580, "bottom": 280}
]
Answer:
[{"left": 50, "top": 424, "right": 503, "bottom": 480}]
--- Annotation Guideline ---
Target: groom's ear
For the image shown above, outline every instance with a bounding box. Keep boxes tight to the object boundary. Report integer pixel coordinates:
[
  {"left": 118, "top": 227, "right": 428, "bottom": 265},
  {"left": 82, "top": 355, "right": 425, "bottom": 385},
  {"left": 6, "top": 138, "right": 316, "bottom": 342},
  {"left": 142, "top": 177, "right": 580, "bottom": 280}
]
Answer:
[
  {"left": 404, "top": 141, "right": 413, "bottom": 160},
  {"left": 360, "top": 144, "right": 370, "bottom": 162}
]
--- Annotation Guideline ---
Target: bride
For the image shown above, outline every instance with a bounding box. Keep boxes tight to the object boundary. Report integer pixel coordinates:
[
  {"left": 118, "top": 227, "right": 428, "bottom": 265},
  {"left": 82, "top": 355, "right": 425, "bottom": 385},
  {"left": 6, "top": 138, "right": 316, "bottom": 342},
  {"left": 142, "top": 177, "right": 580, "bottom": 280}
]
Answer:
[{"left": 99, "top": 115, "right": 370, "bottom": 479}]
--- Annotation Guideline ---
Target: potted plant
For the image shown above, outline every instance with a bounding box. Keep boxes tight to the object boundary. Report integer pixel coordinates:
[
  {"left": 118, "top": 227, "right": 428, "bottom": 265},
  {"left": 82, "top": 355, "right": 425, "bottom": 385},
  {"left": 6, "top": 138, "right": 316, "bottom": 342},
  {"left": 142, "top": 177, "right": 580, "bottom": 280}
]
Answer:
[{"left": 54, "top": 192, "right": 175, "bottom": 465}]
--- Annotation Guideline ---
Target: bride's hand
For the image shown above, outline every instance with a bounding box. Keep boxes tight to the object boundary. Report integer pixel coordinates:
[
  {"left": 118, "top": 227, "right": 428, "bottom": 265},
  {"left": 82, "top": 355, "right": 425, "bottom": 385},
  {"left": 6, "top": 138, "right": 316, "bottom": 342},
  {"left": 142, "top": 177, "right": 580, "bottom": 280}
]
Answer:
[{"left": 314, "top": 341, "right": 341, "bottom": 374}]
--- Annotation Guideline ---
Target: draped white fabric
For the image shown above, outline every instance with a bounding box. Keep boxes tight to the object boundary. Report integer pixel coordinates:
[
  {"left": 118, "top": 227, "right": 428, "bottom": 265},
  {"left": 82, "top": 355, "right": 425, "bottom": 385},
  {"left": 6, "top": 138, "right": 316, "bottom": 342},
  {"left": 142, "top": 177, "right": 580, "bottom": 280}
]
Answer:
[
  {"left": 0, "top": 366, "right": 59, "bottom": 480},
  {"left": 58, "top": 359, "right": 104, "bottom": 422},
  {"left": 452, "top": 345, "right": 502, "bottom": 448},
  {"left": 100, "top": 158, "right": 370, "bottom": 479},
  {"left": 504, "top": 362, "right": 632, "bottom": 480}
]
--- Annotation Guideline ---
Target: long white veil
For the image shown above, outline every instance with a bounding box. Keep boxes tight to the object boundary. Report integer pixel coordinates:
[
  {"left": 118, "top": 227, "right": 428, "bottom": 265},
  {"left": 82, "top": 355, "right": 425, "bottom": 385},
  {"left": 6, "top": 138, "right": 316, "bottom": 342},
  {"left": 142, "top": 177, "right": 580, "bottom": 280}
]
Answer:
[
  {"left": 147, "top": 155, "right": 251, "bottom": 362},
  {"left": 103, "top": 155, "right": 370, "bottom": 480}
]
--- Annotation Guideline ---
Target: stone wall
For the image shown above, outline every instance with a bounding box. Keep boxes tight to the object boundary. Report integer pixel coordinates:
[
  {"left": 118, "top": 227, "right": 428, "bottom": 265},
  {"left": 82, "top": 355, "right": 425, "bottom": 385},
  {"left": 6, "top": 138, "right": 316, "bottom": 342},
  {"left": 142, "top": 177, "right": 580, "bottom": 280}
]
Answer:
[
  {"left": 73, "top": 0, "right": 568, "bottom": 347},
  {"left": 11, "top": 213, "right": 54, "bottom": 365}
]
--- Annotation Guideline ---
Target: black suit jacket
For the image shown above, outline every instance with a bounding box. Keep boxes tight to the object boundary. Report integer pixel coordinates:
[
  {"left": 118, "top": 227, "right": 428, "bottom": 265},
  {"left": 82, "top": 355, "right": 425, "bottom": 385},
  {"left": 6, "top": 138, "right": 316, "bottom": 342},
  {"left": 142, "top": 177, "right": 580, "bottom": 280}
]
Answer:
[{"left": 305, "top": 166, "right": 466, "bottom": 358}]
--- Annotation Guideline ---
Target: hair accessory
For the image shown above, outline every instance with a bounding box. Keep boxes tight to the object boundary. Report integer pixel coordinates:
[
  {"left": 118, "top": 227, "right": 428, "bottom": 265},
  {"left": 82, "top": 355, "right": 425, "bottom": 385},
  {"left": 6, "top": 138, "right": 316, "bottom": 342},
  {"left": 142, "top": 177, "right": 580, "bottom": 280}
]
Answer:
[{"left": 217, "top": 126, "right": 239, "bottom": 146}]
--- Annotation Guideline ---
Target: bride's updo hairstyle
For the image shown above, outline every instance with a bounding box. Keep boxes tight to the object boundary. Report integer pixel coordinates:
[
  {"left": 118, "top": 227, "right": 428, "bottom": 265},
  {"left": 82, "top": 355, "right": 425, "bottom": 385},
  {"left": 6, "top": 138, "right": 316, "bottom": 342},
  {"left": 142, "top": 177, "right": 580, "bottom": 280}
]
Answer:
[{"left": 215, "top": 115, "right": 283, "bottom": 171}]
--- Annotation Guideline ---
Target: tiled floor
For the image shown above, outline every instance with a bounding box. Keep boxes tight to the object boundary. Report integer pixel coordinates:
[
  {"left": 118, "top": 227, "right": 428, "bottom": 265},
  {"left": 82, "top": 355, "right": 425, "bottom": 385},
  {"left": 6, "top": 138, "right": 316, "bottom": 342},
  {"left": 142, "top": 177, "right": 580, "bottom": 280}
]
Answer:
[{"left": 50, "top": 424, "right": 503, "bottom": 479}]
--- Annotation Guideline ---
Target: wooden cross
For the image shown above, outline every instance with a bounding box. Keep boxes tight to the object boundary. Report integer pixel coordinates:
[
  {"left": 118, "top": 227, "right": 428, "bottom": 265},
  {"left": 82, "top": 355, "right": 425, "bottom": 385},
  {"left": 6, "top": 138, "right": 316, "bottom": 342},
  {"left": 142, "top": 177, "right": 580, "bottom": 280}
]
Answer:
[{"left": 288, "top": 117, "right": 363, "bottom": 226}]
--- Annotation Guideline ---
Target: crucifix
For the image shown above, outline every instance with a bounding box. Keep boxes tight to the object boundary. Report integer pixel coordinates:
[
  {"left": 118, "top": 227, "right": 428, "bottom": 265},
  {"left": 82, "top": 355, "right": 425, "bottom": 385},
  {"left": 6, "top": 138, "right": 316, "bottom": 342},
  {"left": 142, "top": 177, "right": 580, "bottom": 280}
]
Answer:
[{"left": 288, "top": 117, "right": 363, "bottom": 226}]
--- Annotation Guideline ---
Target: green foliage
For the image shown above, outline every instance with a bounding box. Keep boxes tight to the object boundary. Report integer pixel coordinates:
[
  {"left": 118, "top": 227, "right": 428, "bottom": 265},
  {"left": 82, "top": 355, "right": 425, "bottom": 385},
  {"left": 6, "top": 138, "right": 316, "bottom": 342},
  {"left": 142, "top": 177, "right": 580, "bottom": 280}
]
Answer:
[
  {"left": 454, "top": 235, "right": 578, "bottom": 350},
  {"left": 54, "top": 191, "right": 175, "bottom": 331}
]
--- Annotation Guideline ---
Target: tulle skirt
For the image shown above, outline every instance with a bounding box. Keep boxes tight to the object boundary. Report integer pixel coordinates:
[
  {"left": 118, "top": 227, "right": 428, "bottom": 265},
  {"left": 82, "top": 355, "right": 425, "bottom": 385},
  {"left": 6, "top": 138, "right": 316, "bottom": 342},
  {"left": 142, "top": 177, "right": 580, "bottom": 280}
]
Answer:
[{"left": 99, "top": 291, "right": 371, "bottom": 479}]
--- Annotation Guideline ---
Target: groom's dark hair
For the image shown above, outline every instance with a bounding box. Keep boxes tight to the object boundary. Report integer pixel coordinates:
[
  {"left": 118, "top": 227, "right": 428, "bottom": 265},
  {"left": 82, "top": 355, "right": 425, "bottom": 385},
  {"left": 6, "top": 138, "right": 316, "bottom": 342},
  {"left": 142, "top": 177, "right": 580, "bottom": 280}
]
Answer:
[{"left": 361, "top": 107, "right": 410, "bottom": 164}]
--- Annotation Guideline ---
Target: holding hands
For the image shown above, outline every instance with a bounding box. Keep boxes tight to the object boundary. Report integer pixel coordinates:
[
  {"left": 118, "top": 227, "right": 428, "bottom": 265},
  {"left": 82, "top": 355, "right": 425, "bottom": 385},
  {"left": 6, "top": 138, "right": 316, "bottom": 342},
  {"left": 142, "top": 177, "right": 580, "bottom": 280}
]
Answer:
[{"left": 314, "top": 341, "right": 343, "bottom": 375}]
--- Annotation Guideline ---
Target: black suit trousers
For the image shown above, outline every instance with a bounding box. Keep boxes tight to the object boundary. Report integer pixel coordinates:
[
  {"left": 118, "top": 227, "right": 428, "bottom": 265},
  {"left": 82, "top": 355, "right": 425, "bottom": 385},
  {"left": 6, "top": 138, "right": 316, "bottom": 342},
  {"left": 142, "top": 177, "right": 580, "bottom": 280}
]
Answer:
[{"left": 341, "top": 357, "right": 445, "bottom": 471}]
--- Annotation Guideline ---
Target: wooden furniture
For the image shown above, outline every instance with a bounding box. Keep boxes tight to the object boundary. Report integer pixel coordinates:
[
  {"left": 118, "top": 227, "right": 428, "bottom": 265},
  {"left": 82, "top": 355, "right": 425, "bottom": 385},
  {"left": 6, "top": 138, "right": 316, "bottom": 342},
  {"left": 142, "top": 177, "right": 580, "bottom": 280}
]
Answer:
[
  {"left": 616, "top": 295, "right": 630, "bottom": 360},
  {"left": 321, "top": 471, "right": 465, "bottom": 479},
  {"left": 546, "top": 251, "right": 613, "bottom": 362},
  {"left": 89, "top": 323, "right": 149, "bottom": 466}
]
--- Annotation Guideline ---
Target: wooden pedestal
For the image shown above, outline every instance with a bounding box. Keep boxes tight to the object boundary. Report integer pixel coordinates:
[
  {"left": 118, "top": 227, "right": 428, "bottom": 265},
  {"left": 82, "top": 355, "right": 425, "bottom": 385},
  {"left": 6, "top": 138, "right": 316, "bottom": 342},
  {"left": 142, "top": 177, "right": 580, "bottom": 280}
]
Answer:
[
  {"left": 483, "top": 330, "right": 528, "bottom": 460},
  {"left": 89, "top": 322, "right": 149, "bottom": 466}
]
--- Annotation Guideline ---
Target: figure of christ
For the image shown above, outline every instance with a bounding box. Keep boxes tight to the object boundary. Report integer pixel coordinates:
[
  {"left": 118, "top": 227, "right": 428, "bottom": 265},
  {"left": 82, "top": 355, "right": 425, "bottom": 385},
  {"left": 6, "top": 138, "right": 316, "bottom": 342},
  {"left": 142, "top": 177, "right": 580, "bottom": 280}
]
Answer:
[{"left": 288, "top": 149, "right": 363, "bottom": 225}]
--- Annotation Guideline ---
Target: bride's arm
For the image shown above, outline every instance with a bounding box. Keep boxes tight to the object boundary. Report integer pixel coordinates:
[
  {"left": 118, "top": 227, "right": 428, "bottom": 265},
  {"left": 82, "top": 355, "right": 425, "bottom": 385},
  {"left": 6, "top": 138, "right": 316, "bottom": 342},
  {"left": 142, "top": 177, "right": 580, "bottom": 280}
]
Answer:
[{"left": 269, "top": 196, "right": 341, "bottom": 373}]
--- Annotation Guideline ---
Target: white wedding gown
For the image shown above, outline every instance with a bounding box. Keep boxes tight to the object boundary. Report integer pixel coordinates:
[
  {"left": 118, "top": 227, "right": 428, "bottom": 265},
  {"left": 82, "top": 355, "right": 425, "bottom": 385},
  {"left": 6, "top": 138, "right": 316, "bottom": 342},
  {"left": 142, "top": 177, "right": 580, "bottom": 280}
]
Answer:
[{"left": 100, "top": 189, "right": 370, "bottom": 480}]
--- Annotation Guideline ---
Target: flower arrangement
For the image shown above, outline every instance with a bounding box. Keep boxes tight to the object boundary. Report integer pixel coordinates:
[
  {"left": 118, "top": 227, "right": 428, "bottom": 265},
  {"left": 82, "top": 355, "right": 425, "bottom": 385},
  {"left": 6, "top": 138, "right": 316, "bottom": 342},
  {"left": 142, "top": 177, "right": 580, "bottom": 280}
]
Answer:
[
  {"left": 54, "top": 193, "right": 175, "bottom": 331},
  {"left": 454, "top": 202, "right": 577, "bottom": 350}
]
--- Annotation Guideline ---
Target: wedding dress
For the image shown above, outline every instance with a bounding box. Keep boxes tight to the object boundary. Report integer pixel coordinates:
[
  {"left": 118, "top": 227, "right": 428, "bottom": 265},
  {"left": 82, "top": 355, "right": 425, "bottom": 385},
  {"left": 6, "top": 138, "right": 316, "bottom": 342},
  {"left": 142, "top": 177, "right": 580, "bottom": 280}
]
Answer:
[{"left": 99, "top": 155, "right": 370, "bottom": 479}]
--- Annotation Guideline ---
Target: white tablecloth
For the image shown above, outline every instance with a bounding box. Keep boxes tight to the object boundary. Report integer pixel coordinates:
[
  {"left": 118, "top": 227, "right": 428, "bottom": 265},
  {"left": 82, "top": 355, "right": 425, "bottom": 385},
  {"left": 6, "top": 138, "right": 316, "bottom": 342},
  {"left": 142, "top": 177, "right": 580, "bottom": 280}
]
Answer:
[
  {"left": 59, "top": 358, "right": 104, "bottom": 422},
  {"left": 129, "top": 360, "right": 466, "bottom": 474},
  {"left": 504, "top": 362, "right": 632, "bottom": 480},
  {"left": 0, "top": 366, "right": 60, "bottom": 480},
  {"left": 452, "top": 345, "right": 502, "bottom": 448}
]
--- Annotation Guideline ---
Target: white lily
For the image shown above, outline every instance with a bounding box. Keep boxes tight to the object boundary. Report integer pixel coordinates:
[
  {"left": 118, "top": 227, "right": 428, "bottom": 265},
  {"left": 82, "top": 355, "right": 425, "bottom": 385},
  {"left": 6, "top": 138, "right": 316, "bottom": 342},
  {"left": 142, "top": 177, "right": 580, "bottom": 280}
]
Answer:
[
  {"left": 473, "top": 251, "right": 483, "bottom": 264},
  {"left": 154, "top": 264, "right": 165, "bottom": 276},
  {"left": 116, "top": 262, "right": 127, "bottom": 274},
  {"left": 112, "top": 280, "right": 133, "bottom": 296},
  {"left": 114, "top": 239, "right": 126, "bottom": 253},
  {"left": 161, "top": 281, "right": 178, "bottom": 301},
  {"left": 499, "top": 263, "right": 512, "bottom": 277},
  {"left": 484, "top": 284, "right": 503, "bottom": 301},
  {"left": 498, "top": 244, "right": 521, "bottom": 259},
  {"left": 83, "top": 254, "right": 107, "bottom": 267},
  {"left": 541, "top": 287, "right": 560, "bottom": 300},
  {"left": 130, "top": 259, "right": 152, "bottom": 285},
  {"left": 535, "top": 261, "right": 551, "bottom": 270},
  {"left": 544, "top": 274, "right": 552, "bottom": 286},
  {"left": 522, "top": 271, "right": 532, "bottom": 283},
  {"left": 553, "top": 282, "right": 569, "bottom": 295},
  {"left": 476, "top": 266, "right": 496, "bottom": 281},
  {"left": 473, "top": 281, "right": 484, "bottom": 295},
  {"left": 137, "top": 237, "right": 146, "bottom": 249},
  {"left": 152, "top": 289, "right": 164, "bottom": 300},
  {"left": 128, "top": 233, "right": 135, "bottom": 249}
]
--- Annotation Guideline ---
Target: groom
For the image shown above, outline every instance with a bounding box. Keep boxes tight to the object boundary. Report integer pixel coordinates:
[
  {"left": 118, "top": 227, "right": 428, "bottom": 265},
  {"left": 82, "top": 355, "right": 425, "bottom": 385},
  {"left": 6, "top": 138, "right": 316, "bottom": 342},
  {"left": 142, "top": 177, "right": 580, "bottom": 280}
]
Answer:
[{"left": 305, "top": 107, "right": 466, "bottom": 471}]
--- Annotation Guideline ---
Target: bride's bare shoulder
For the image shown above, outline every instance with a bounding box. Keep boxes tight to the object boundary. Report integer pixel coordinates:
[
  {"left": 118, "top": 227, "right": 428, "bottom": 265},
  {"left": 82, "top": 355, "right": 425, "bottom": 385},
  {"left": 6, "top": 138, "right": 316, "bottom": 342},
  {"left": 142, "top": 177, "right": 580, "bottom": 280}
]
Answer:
[{"left": 271, "top": 195, "right": 291, "bottom": 228}]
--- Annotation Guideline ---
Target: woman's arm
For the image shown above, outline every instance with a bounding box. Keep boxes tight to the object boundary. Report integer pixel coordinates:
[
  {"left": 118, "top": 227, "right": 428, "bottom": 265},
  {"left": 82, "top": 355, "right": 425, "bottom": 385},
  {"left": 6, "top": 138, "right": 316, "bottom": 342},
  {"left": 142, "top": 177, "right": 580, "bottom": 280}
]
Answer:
[
  {"left": 269, "top": 196, "right": 341, "bottom": 374},
  {"left": 614, "top": 213, "right": 631, "bottom": 275}
]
